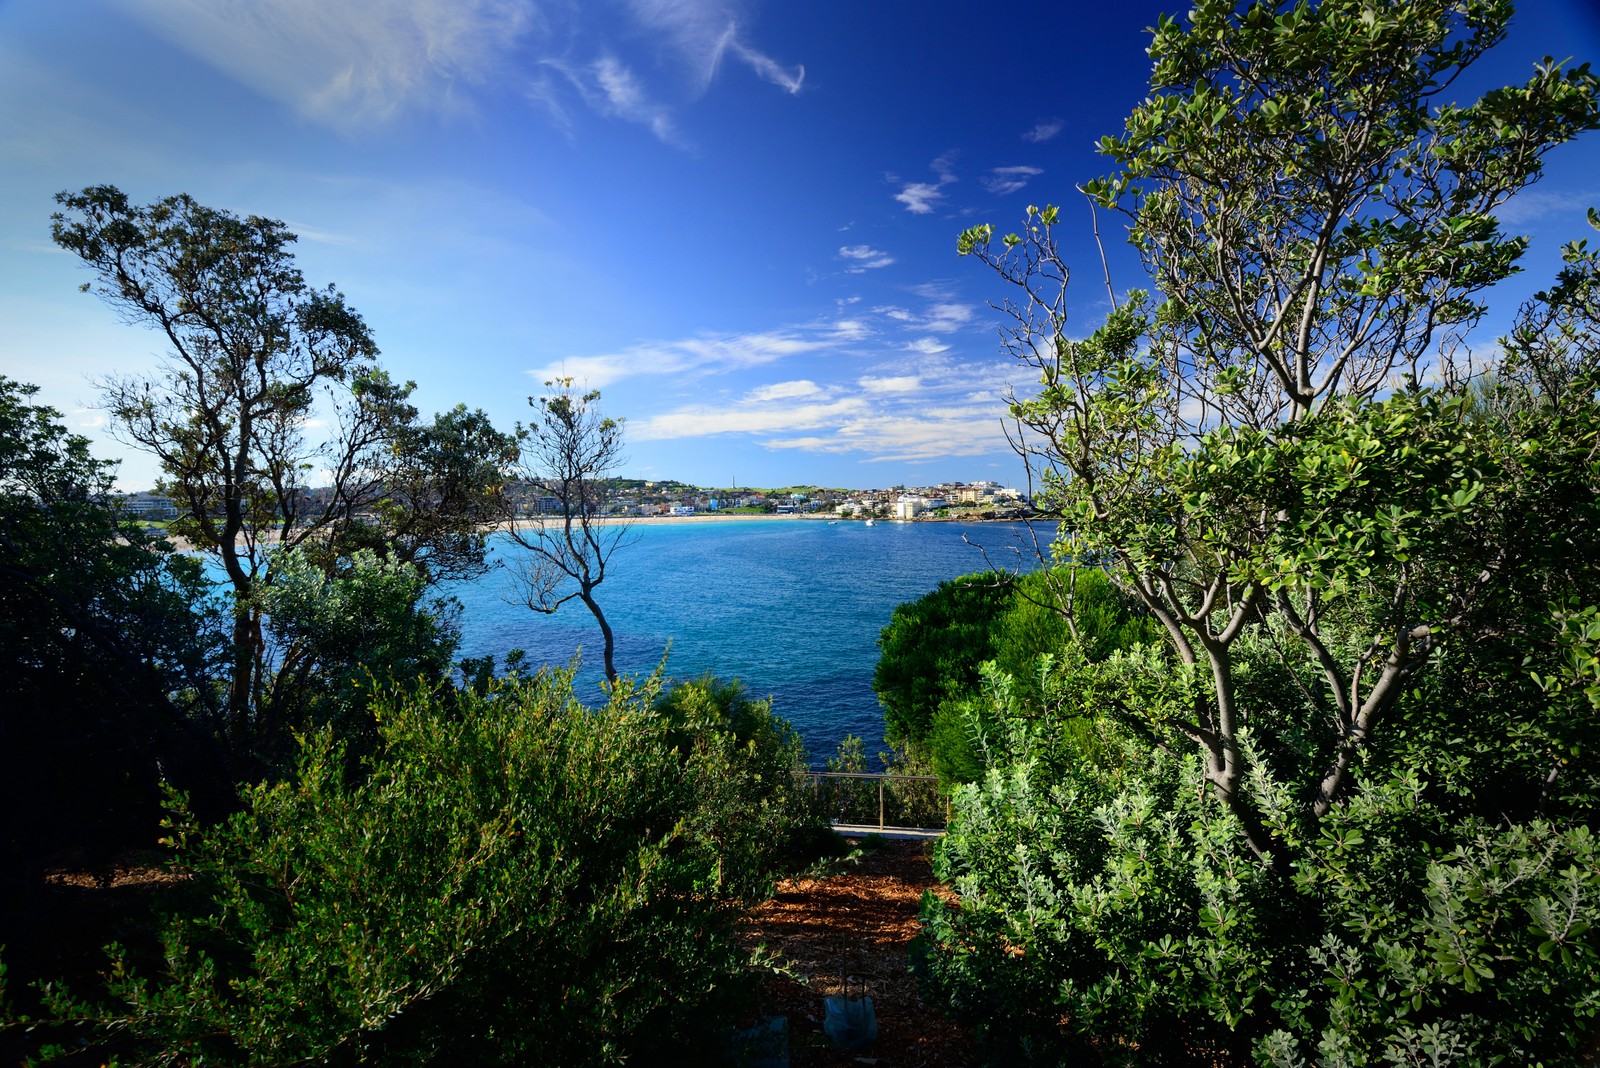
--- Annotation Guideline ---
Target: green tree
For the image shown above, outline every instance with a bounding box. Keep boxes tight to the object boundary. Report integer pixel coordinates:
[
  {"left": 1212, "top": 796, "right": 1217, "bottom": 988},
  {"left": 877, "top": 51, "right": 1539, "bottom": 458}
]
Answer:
[
  {"left": 255, "top": 547, "right": 458, "bottom": 760},
  {"left": 340, "top": 403, "right": 520, "bottom": 585},
  {"left": 654, "top": 674, "right": 828, "bottom": 880},
  {"left": 0, "top": 377, "right": 223, "bottom": 889},
  {"left": 506, "top": 378, "right": 635, "bottom": 685},
  {"left": 919, "top": 0, "right": 1600, "bottom": 1061},
  {"left": 873, "top": 573, "right": 1012, "bottom": 748},
  {"left": 51, "top": 186, "right": 513, "bottom": 765},
  {"left": 957, "top": 0, "right": 1600, "bottom": 865}
]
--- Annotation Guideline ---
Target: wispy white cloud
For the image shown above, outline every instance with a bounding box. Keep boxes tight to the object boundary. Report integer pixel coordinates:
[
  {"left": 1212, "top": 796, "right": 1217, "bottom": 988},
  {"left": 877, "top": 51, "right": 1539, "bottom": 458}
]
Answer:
[
  {"left": 527, "top": 319, "right": 867, "bottom": 389},
  {"left": 923, "top": 303, "right": 975, "bottom": 332},
  {"left": 908, "top": 282, "right": 957, "bottom": 301},
  {"left": 838, "top": 244, "right": 895, "bottom": 271},
  {"left": 981, "top": 165, "right": 1043, "bottom": 196},
  {"left": 859, "top": 374, "right": 922, "bottom": 393},
  {"left": 634, "top": 396, "right": 869, "bottom": 439},
  {"left": 894, "top": 182, "right": 946, "bottom": 215},
  {"left": 114, "top": 0, "right": 536, "bottom": 128},
  {"left": 764, "top": 405, "right": 1009, "bottom": 463},
  {"left": 1022, "top": 118, "right": 1063, "bottom": 143},
  {"left": 892, "top": 153, "right": 959, "bottom": 214},
  {"left": 70, "top": 408, "right": 108, "bottom": 431},
  {"left": 749, "top": 379, "right": 823, "bottom": 401},
  {"left": 281, "top": 221, "right": 367, "bottom": 249},
  {"left": 1495, "top": 188, "right": 1599, "bottom": 226},
  {"left": 876, "top": 302, "right": 975, "bottom": 334},
  {"left": 626, "top": 0, "right": 803, "bottom": 95},
  {"left": 526, "top": 295, "right": 1015, "bottom": 464},
  {"left": 525, "top": 353, "right": 638, "bottom": 391},
  {"left": 115, "top": 0, "right": 801, "bottom": 139},
  {"left": 729, "top": 39, "right": 805, "bottom": 93},
  {"left": 588, "top": 54, "right": 679, "bottom": 142},
  {"left": 637, "top": 367, "right": 1010, "bottom": 461}
]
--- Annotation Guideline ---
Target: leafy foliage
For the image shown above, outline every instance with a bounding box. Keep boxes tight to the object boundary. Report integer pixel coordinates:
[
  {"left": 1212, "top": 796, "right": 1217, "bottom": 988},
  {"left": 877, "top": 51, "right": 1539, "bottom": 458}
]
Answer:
[
  {"left": 875, "top": 568, "right": 1157, "bottom": 785},
  {"left": 956, "top": 0, "right": 1598, "bottom": 861},
  {"left": 0, "top": 377, "right": 225, "bottom": 869},
  {"left": 654, "top": 674, "right": 831, "bottom": 879},
  {"left": 874, "top": 572, "right": 1012, "bottom": 748},
  {"left": 9, "top": 668, "right": 825, "bottom": 1065},
  {"left": 922, "top": 0, "right": 1600, "bottom": 1062},
  {"left": 51, "top": 186, "right": 514, "bottom": 768},
  {"left": 255, "top": 547, "right": 459, "bottom": 761},
  {"left": 920, "top": 655, "right": 1600, "bottom": 1065}
]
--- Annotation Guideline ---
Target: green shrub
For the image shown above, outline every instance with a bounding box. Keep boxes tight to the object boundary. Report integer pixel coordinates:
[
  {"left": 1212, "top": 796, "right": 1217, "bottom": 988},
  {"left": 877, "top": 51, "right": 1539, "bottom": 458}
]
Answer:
[
  {"left": 654, "top": 673, "right": 830, "bottom": 879},
  {"left": 10, "top": 668, "right": 822, "bottom": 1065},
  {"left": 874, "top": 574, "right": 1011, "bottom": 748},
  {"left": 917, "top": 650, "right": 1600, "bottom": 1066},
  {"left": 257, "top": 546, "right": 458, "bottom": 762},
  {"left": 875, "top": 567, "right": 1158, "bottom": 788}
]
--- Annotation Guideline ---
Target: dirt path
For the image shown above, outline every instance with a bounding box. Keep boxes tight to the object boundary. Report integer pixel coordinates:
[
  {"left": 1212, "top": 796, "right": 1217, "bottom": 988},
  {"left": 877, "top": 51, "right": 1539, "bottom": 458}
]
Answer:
[{"left": 740, "top": 838, "right": 976, "bottom": 1066}]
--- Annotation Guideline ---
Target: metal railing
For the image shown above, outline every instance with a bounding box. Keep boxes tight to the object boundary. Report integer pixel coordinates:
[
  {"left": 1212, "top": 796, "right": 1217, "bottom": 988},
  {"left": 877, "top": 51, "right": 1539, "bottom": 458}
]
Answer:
[{"left": 801, "top": 771, "right": 949, "bottom": 832}]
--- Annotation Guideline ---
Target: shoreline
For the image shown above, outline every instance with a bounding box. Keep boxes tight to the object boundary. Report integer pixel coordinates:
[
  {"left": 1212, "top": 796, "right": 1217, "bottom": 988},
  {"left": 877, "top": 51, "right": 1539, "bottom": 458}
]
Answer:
[
  {"left": 493, "top": 512, "right": 816, "bottom": 530},
  {"left": 493, "top": 512, "right": 1035, "bottom": 529},
  {"left": 164, "top": 511, "right": 1038, "bottom": 549}
]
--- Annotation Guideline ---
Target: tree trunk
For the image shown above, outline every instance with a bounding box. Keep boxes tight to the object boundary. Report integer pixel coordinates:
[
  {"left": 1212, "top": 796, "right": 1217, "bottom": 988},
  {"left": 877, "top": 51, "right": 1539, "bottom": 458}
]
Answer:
[{"left": 580, "top": 589, "right": 618, "bottom": 685}]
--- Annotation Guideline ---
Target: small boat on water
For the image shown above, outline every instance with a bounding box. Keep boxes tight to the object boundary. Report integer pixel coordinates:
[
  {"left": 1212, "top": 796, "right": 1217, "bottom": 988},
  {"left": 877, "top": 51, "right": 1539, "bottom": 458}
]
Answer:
[{"left": 864, "top": 518, "right": 875, "bottom": 526}]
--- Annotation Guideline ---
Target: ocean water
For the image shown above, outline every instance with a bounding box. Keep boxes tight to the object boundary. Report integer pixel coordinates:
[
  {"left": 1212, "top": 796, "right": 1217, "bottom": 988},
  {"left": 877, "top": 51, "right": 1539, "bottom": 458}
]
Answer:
[{"left": 445, "top": 519, "right": 1053, "bottom": 760}]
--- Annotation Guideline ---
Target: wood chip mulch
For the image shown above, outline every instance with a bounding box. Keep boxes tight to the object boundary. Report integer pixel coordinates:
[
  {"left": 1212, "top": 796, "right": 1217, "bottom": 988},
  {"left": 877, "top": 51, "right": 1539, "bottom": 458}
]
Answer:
[{"left": 739, "top": 838, "right": 976, "bottom": 1067}]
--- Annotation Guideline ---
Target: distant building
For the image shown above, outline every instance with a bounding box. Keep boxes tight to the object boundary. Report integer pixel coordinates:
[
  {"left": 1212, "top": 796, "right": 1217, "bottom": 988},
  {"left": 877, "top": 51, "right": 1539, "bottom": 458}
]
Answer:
[
  {"left": 895, "top": 495, "right": 928, "bottom": 519},
  {"left": 121, "top": 492, "right": 177, "bottom": 520}
]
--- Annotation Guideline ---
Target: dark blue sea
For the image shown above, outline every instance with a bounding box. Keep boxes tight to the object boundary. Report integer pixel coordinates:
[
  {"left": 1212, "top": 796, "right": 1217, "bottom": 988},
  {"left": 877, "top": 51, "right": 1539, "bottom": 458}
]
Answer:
[{"left": 446, "top": 519, "right": 1052, "bottom": 761}]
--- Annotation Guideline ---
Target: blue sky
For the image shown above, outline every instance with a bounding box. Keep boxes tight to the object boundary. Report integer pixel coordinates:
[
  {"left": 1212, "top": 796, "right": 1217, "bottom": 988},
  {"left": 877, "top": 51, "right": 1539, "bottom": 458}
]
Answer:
[{"left": 3, "top": 0, "right": 1600, "bottom": 491}]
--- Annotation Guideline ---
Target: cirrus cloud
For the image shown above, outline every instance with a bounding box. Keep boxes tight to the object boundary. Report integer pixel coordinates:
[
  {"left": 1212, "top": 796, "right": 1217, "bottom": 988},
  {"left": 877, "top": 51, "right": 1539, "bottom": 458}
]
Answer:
[
  {"left": 839, "top": 244, "right": 895, "bottom": 271},
  {"left": 115, "top": 0, "right": 803, "bottom": 141},
  {"left": 981, "top": 165, "right": 1044, "bottom": 196},
  {"left": 891, "top": 152, "right": 958, "bottom": 214},
  {"left": 1022, "top": 118, "right": 1063, "bottom": 143}
]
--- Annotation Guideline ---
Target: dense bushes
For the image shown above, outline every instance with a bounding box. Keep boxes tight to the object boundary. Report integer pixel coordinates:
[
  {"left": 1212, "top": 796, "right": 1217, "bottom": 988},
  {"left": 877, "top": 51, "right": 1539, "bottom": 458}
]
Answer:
[
  {"left": 873, "top": 572, "right": 1013, "bottom": 749},
  {"left": 874, "top": 567, "right": 1157, "bottom": 785},
  {"left": 8, "top": 669, "right": 824, "bottom": 1065},
  {"left": 654, "top": 673, "right": 831, "bottom": 879},
  {"left": 919, "top": 633, "right": 1600, "bottom": 1065},
  {"left": 914, "top": 386, "right": 1600, "bottom": 1065}
]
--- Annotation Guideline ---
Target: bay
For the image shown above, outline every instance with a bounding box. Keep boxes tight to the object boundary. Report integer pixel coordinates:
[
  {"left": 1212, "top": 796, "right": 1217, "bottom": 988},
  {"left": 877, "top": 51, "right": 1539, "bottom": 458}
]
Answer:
[{"left": 447, "top": 518, "right": 1052, "bottom": 762}]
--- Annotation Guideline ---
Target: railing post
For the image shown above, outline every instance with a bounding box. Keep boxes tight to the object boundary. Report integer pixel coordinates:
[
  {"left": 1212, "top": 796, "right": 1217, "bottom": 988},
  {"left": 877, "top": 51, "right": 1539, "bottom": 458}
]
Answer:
[{"left": 800, "top": 771, "right": 943, "bottom": 833}]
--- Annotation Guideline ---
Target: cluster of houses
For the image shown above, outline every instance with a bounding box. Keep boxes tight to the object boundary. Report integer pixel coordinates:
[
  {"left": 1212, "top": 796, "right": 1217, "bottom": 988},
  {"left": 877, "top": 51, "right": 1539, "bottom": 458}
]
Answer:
[
  {"left": 555, "top": 479, "right": 1032, "bottom": 521},
  {"left": 119, "top": 479, "right": 1033, "bottom": 525}
]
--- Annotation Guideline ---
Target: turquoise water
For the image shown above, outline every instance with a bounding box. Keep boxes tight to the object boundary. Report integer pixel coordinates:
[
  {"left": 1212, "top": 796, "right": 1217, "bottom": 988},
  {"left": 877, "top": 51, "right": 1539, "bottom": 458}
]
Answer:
[{"left": 447, "top": 519, "right": 1051, "bottom": 759}]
